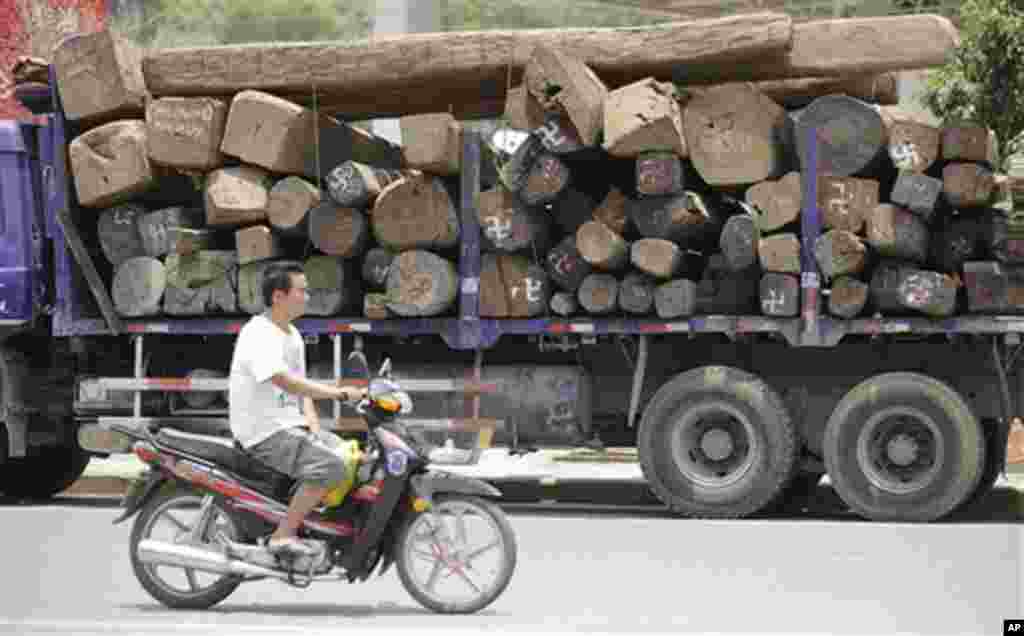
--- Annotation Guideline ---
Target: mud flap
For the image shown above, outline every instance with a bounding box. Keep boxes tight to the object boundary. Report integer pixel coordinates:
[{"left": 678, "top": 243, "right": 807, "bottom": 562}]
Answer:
[{"left": 112, "top": 470, "right": 167, "bottom": 525}]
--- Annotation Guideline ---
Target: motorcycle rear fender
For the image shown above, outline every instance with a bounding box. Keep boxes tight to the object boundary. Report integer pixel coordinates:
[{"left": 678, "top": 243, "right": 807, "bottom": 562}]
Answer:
[
  {"left": 411, "top": 472, "right": 502, "bottom": 501},
  {"left": 112, "top": 469, "right": 168, "bottom": 525}
]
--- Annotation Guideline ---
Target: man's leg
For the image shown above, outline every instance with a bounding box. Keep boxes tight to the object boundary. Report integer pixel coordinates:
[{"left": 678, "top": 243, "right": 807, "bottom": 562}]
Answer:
[
  {"left": 267, "top": 429, "right": 347, "bottom": 552},
  {"left": 271, "top": 483, "right": 329, "bottom": 542},
  {"left": 246, "top": 428, "right": 343, "bottom": 554}
]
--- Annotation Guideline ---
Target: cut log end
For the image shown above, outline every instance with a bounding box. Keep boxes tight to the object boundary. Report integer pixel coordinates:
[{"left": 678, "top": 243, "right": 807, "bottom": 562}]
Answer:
[
  {"left": 654, "top": 279, "right": 698, "bottom": 319},
  {"left": 815, "top": 229, "right": 868, "bottom": 280},
  {"left": 865, "top": 203, "right": 929, "bottom": 264},
  {"left": 480, "top": 254, "right": 550, "bottom": 318},
  {"left": 828, "top": 276, "right": 869, "bottom": 319},
  {"left": 818, "top": 175, "right": 879, "bottom": 234},
  {"left": 112, "top": 256, "right": 166, "bottom": 317},
  {"left": 372, "top": 176, "right": 460, "bottom": 251},
  {"left": 746, "top": 172, "right": 802, "bottom": 233},
  {"left": 309, "top": 202, "right": 370, "bottom": 258},
  {"left": 385, "top": 250, "right": 458, "bottom": 317},
  {"left": 631, "top": 238, "right": 683, "bottom": 279},
  {"left": 759, "top": 272, "right": 799, "bottom": 317},
  {"left": 576, "top": 221, "right": 629, "bottom": 271},
  {"left": 577, "top": 273, "right": 619, "bottom": 315},
  {"left": 720, "top": 213, "right": 760, "bottom": 272},
  {"left": 683, "top": 83, "right": 789, "bottom": 186}
]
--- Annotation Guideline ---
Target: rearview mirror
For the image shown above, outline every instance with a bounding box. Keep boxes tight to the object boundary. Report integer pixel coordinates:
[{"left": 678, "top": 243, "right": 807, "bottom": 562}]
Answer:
[{"left": 346, "top": 350, "right": 369, "bottom": 380}]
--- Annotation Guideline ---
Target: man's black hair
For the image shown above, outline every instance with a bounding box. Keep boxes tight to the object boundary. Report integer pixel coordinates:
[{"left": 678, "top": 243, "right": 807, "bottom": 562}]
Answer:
[{"left": 261, "top": 262, "right": 305, "bottom": 308}]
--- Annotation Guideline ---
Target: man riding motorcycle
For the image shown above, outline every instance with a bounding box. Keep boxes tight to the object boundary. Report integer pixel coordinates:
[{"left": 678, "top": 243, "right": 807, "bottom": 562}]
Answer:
[{"left": 228, "top": 262, "right": 364, "bottom": 557}]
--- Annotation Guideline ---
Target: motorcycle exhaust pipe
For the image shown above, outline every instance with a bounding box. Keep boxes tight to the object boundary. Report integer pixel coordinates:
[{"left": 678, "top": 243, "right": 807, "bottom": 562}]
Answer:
[{"left": 137, "top": 539, "right": 292, "bottom": 581}]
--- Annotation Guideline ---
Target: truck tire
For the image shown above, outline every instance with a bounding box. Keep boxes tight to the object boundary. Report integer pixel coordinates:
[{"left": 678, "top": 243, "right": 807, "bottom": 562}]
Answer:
[
  {"left": 0, "top": 423, "right": 8, "bottom": 496},
  {"left": 954, "top": 419, "right": 1003, "bottom": 513},
  {"left": 638, "top": 366, "right": 797, "bottom": 518},
  {"left": 823, "top": 372, "right": 984, "bottom": 522},
  {"left": 1, "top": 441, "right": 91, "bottom": 499}
]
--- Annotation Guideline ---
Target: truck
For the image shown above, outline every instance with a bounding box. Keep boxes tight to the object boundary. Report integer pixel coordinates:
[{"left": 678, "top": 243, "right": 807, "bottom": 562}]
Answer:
[{"left": 0, "top": 62, "right": 1016, "bottom": 524}]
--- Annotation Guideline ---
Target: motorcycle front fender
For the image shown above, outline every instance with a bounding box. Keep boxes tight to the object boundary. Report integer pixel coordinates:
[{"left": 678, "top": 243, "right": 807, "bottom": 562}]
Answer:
[
  {"left": 112, "top": 470, "right": 168, "bottom": 525},
  {"left": 411, "top": 471, "right": 502, "bottom": 502}
]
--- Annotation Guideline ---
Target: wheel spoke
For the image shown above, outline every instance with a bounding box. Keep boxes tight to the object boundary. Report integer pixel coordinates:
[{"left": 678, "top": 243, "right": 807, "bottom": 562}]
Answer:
[
  {"left": 424, "top": 559, "right": 445, "bottom": 593},
  {"left": 454, "top": 509, "right": 469, "bottom": 547},
  {"left": 185, "top": 568, "right": 200, "bottom": 592},
  {"left": 163, "top": 512, "right": 190, "bottom": 534},
  {"left": 190, "top": 496, "right": 217, "bottom": 542},
  {"left": 411, "top": 547, "right": 437, "bottom": 562},
  {"left": 452, "top": 564, "right": 483, "bottom": 594},
  {"left": 465, "top": 539, "right": 500, "bottom": 564}
]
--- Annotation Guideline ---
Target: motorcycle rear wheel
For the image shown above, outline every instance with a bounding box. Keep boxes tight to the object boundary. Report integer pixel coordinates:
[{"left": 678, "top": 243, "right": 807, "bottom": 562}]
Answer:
[
  {"left": 130, "top": 490, "right": 243, "bottom": 609},
  {"left": 396, "top": 494, "right": 516, "bottom": 614}
]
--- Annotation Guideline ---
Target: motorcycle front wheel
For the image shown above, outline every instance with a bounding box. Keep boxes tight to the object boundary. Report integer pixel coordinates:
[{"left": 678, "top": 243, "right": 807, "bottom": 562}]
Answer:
[{"left": 396, "top": 494, "right": 517, "bottom": 614}]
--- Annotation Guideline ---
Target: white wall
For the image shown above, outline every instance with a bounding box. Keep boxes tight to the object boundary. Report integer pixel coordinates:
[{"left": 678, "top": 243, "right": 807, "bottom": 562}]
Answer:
[{"left": 371, "top": 0, "right": 441, "bottom": 145}]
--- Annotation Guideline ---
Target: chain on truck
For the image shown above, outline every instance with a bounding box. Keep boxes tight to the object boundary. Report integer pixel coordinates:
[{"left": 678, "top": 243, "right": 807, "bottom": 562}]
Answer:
[{"left": 0, "top": 64, "right": 1020, "bottom": 523}]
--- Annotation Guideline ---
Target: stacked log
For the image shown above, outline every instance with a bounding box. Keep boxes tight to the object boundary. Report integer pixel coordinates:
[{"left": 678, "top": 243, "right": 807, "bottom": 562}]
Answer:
[{"left": 59, "top": 18, "right": 1020, "bottom": 323}]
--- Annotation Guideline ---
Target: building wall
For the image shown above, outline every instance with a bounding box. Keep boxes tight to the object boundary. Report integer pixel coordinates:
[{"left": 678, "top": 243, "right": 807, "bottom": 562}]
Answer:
[{"left": 0, "top": 0, "right": 107, "bottom": 120}]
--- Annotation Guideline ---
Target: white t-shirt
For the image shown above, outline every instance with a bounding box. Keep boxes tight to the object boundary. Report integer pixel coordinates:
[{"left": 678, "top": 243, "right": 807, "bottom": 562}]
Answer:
[{"left": 228, "top": 314, "right": 308, "bottom": 448}]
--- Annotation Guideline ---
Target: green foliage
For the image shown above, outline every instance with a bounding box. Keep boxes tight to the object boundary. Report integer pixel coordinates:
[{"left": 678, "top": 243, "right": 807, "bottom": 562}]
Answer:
[
  {"left": 921, "top": 0, "right": 1024, "bottom": 166},
  {"left": 439, "top": 0, "right": 671, "bottom": 30},
  {"left": 110, "top": 0, "right": 671, "bottom": 50},
  {"left": 110, "top": 0, "right": 373, "bottom": 48}
]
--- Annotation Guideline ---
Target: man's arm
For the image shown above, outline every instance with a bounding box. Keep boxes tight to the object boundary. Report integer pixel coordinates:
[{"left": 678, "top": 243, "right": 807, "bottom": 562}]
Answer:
[
  {"left": 271, "top": 372, "right": 363, "bottom": 403},
  {"left": 304, "top": 396, "right": 319, "bottom": 431}
]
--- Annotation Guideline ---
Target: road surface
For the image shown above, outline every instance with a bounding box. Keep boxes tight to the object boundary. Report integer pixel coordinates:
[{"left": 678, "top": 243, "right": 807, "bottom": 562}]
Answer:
[{"left": 1, "top": 483, "right": 1022, "bottom": 635}]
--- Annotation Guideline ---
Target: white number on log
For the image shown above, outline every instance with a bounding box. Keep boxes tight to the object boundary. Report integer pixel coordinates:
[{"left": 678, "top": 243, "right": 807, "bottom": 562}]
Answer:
[
  {"left": 148, "top": 223, "right": 168, "bottom": 251},
  {"left": 826, "top": 180, "right": 849, "bottom": 218},
  {"left": 327, "top": 164, "right": 357, "bottom": 194},
  {"left": 762, "top": 288, "right": 785, "bottom": 314},
  {"left": 901, "top": 273, "right": 936, "bottom": 306},
  {"left": 537, "top": 120, "right": 568, "bottom": 151},
  {"left": 891, "top": 141, "right": 921, "bottom": 171},
  {"left": 484, "top": 216, "right": 513, "bottom": 243},
  {"left": 511, "top": 278, "right": 543, "bottom": 303},
  {"left": 550, "top": 253, "right": 575, "bottom": 276}
]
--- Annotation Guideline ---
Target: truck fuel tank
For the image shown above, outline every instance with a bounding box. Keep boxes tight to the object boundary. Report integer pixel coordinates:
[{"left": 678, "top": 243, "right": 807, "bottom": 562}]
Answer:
[{"left": 310, "top": 362, "right": 593, "bottom": 447}]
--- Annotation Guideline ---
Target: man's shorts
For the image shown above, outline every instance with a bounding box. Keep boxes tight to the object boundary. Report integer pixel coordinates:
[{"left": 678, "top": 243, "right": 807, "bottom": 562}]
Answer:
[{"left": 246, "top": 427, "right": 347, "bottom": 488}]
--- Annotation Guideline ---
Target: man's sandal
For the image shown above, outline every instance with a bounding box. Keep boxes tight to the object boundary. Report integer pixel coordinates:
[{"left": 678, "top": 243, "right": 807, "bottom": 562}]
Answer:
[{"left": 264, "top": 536, "right": 318, "bottom": 557}]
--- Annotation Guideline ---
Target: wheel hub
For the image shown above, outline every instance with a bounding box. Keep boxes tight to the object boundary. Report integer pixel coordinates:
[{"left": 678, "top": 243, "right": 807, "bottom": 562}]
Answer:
[
  {"left": 700, "top": 428, "right": 734, "bottom": 461},
  {"left": 857, "top": 407, "right": 943, "bottom": 495},
  {"left": 886, "top": 433, "right": 919, "bottom": 466},
  {"left": 670, "top": 403, "right": 757, "bottom": 488}
]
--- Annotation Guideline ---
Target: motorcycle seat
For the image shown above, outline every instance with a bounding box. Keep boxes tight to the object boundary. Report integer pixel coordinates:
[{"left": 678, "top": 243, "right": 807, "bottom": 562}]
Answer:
[{"left": 155, "top": 428, "right": 288, "bottom": 486}]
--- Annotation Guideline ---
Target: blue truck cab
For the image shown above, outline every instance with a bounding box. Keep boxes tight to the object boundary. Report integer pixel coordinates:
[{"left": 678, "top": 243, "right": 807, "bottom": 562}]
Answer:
[{"left": 0, "top": 119, "right": 47, "bottom": 328}]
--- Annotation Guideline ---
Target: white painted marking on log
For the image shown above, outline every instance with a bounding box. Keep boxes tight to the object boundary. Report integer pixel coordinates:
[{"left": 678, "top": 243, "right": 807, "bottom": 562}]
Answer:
[{"left": 881, "top": 321, "right": 911, "bottom": 333}]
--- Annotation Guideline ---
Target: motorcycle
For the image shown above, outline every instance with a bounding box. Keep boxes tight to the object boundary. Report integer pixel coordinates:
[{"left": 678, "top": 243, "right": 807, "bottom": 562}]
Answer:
[{"left": 111, "top": 351, "right": 517, "bottom": 614}]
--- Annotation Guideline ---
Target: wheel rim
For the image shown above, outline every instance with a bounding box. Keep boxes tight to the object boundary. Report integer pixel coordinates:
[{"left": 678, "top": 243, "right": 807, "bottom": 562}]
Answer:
[
  {"left": 669, "top": 402, "right": 759, "bottom": 488},
  {"left": 856, "top": 406, "right": 945, "bottom": 495},
  {"left": 403, "top": 499, "right": 508, "bottom": 609},
  {"left": 136, "top": 494, "right": 239, "bottom": 598}
]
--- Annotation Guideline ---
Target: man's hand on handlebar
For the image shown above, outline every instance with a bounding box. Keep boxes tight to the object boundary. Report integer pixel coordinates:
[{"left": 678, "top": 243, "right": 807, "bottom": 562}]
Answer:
[{"left": 335, "top": 385, "right": 366, "bottom": 405}]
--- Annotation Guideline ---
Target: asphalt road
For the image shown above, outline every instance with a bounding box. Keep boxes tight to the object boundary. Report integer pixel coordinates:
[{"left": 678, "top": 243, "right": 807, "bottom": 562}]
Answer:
[{"left": 1, "top": 484, "right": 1022, "bottom": 636}]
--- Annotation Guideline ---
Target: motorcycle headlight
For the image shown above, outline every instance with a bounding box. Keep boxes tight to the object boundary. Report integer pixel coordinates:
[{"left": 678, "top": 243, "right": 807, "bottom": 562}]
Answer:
[
  {"left": 376, "top": 394, "right": 402, "bottom": 413},
  {"left": 376, "top": 392, "right": 412, "bottom": 414}
]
